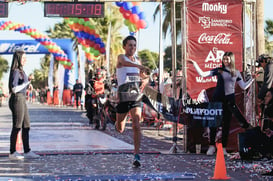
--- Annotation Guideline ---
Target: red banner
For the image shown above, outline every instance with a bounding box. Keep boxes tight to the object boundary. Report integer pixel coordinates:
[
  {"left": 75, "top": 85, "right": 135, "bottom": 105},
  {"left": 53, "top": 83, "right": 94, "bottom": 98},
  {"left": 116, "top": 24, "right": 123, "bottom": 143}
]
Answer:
[{"left": 186, "top": 0, "right": 243, "bottom": 99}]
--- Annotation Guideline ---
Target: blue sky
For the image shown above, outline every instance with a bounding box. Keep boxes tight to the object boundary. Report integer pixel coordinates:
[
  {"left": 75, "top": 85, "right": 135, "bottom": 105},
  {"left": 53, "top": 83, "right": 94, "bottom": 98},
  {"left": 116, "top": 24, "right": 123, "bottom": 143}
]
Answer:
[{"left": 1, "top": 1, "right": 273, "bottom": 82}]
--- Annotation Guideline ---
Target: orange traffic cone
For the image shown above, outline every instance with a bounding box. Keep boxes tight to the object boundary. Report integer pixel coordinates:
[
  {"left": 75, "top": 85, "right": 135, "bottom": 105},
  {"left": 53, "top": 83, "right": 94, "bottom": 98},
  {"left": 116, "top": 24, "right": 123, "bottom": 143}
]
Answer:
[
  {"left": 16, "top": 131, "right": 23, "bottom": 153},
  {"left": 211, "top": 143, "right": 230, "bottom": 180}
]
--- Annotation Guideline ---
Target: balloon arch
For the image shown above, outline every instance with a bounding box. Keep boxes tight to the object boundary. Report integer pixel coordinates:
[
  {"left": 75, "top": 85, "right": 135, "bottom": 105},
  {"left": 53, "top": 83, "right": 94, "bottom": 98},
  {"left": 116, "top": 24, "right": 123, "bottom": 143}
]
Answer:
[{"left": 0, "top": 20, "right": 73, "bottom": 70}]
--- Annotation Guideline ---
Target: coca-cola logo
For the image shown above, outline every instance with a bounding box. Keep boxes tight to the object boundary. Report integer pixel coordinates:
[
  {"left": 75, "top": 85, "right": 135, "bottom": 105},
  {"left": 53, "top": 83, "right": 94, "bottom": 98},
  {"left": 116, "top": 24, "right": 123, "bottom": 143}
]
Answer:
[{"left": 198, "top": 33, "right": 232, "bottom": 45}]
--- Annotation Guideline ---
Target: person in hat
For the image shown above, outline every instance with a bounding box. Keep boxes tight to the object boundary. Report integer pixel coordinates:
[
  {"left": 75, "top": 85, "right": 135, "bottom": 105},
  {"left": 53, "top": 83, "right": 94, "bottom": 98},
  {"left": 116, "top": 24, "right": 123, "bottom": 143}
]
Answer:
[
  {"left": 257, "top": 54, "right": 273, "bottom": 108},
  {"left": 256, "top": 54, "right": 273, "bottom": 176}
]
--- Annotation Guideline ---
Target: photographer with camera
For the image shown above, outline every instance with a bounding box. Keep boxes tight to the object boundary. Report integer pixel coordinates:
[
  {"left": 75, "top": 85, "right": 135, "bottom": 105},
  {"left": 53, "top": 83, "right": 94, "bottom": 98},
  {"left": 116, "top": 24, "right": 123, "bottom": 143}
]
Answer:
[
  {"left": 257, "top": 54, "right": 273, "bottom": 120},
  {"left": 256, "top": 54, "right": 273, "bottom": 176},
  {"left": 257, "top": 54, "right": 273, "bottom": 106}
]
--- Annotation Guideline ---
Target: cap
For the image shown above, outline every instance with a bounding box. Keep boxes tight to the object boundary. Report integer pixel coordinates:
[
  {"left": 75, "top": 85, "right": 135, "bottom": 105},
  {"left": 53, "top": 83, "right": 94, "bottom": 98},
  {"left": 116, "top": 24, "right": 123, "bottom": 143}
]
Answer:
[
  {"left": 257, "top": 54, "right": 271, "bottom": 63},
  {"left": 95, "top": 68, "right": 103, "bottom": 79}
]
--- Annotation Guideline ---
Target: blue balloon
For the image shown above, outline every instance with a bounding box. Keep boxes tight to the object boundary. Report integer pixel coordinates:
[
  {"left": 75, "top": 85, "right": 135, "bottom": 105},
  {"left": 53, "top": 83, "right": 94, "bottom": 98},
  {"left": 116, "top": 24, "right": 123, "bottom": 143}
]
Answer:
[
  {"left": 100, "top": 42, "right": 105, "bottom": 48},
  {"left": 132, "top": 6, "right": 140, "bottom": 14},
  {"left": 138, "top": 12, "right": 146, "bottom": 20},
  {"left": 129, "top": 32, "right": 136, "bottom": 36},
  {"left": 89, "top": 35, "right": 95, "bottom": 41},
  {"left": 83, "top": 32, "right": 88, "bottom": 39},
  {"left": 95, "top": 38, "right": 101, "bottom": 44},
  {"left": 115, "top": 2, "right": 123, "bottom": 7},
  {"left": 123, "top": 2, "right": 132, "bottom": 11}
]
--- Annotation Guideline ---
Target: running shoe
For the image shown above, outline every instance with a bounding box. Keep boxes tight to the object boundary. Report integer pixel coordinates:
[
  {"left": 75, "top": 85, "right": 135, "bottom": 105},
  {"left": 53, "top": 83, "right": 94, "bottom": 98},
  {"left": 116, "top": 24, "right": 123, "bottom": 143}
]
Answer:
[
  {"left": 24, "top": 151, "right": 40, "bottom": 159},
  {"left": 9, "top": 151, "right": 24, "bottom": 160},
  {"left": 133, "top": 154, "right": 141, "bottom": 168}
]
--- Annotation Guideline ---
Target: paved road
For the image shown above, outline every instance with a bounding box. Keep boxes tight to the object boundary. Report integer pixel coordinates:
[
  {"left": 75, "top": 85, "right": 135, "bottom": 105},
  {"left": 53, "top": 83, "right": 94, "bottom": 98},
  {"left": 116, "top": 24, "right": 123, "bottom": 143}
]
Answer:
[{"left": 0, "top": 102, "right": 272, "bottom": 180}]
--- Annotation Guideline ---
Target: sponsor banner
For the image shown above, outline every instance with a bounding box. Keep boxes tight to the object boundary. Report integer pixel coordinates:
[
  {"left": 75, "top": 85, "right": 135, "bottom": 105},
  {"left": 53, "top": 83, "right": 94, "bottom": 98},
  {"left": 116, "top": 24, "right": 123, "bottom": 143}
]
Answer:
[
  {"left": 0, "top": 39, "right": 77, "bottom": 88},
  {"left": 142, "top": 86, "right": 179, "bottom": 122},
  {"left": 0, "top": 40, "right": 44, "bottom": 54},
  {"left": 181, "top": 102, "right": 222, "bottom": 127},
  {"left": 142, "top": 86, "right": 222, "bottom": 127},
  {"left": 186, "top": 0, "right": 243, "bottom": 99},
  {"left": 0, "top": 39, "right": 74, "bottom": 54}
]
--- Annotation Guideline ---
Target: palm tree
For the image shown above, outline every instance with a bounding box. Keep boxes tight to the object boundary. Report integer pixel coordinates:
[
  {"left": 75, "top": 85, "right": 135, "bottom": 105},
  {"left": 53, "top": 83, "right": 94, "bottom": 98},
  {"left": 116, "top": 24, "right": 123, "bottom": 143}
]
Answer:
[
  {"left": 153, "top": 2, "right": 182, "bottom": 39},
  {"left": 46, "top": 22, "right": 74, "bottom": 39},
  {"left": 88, "top": 3, "right": 124, "bottom": 74},
  {"left": 32, "top": 54, "right": 51, "bottom": 88},
  {"left": 46, "top": 21, "right": 76, "bottom": 86},
  {"left": 265, "top": 19, "right": 273, "bottom": 55}
]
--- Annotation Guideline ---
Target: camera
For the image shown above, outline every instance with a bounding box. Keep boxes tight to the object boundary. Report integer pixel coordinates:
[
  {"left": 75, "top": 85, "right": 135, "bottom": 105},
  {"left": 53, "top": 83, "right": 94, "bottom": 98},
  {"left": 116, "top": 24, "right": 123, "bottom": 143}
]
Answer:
[{"left": 256, "top": 54, "right": 271, "bottom": 67}]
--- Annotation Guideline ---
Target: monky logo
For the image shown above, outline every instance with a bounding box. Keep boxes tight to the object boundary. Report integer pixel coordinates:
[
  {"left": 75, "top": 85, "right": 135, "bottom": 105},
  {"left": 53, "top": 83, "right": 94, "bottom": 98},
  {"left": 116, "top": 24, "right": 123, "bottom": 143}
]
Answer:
[
  {"left": 0, "top": 43, "right": 40, "bottom": 53},
  {"left": 202, "top": 2, "right": 227, "bottom": 14}
]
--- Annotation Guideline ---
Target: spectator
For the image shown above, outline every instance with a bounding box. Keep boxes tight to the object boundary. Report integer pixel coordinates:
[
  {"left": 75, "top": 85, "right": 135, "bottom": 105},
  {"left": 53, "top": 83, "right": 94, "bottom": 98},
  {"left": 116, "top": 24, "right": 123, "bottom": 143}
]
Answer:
[
  {"left": 73, "top": 79, "right": 83, "bottom": 110},
  {"left": 8, "top": 49, "right": 40, "bottom": 160},
  {"left": 188, "top": 51, "right": 254, "bottom": 155}
]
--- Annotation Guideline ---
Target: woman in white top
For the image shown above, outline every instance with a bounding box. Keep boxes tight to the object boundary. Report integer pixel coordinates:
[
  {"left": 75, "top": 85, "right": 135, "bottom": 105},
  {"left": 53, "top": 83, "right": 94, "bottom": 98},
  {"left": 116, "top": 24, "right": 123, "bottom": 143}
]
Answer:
[{"left": 188, "top": 51, "right": 254, "bottom": 155}]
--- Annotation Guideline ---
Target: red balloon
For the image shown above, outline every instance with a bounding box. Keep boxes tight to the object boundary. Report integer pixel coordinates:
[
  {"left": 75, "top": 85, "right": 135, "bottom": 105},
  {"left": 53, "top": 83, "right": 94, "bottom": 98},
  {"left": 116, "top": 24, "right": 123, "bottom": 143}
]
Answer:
[
  {"left": 119, "top": 7, "right": 125, "bottom": 14},
  {"left": 99, "top": 47, "right": 106, "bottom": 54},
  {"left": 137, "top": 19, "right": 147, "bottom": 29},
  {"left": 123, "top": 10, "right": 131, "bottom": 19},
  {"left": 94, "top": 44, "right": 100, "bottom": 50},
  {"left": 129, "top": 14, "right": 139, "bottom": 24},
  {"left": 87, "top": 29, "right": 95, "bottom": 35},
  {"left": 89, "top": 41, "right": 95, "bottom": 47},
  {"left": 132, "top": 2, "right": 141, "bottom": 6}
]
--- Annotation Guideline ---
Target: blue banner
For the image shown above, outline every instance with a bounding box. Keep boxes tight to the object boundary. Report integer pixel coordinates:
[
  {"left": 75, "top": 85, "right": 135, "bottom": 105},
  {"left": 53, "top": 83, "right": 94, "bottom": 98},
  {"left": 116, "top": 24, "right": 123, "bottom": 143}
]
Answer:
[
  {"left": 0, "top": 39, "right": 77, "bottom": 87},
  {"left": 182, "top": 102, "right": 223, "bottom": 127}
]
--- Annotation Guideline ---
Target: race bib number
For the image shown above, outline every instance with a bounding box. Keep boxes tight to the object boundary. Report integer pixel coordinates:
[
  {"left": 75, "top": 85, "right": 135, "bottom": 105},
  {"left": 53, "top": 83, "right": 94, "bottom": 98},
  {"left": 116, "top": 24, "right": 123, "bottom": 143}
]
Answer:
[{"left": 125, "top": 73, "right": 140, "bottom": 82}]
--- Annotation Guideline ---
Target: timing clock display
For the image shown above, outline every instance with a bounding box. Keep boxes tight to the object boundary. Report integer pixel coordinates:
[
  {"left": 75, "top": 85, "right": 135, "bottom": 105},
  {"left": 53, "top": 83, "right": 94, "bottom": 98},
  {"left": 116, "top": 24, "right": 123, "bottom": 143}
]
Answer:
[
  {"left": 0, "top": 2, "right": 8, "bottom": 18},
  {"left": 44, "top": 2, "right": 104, "bottom": 18}
]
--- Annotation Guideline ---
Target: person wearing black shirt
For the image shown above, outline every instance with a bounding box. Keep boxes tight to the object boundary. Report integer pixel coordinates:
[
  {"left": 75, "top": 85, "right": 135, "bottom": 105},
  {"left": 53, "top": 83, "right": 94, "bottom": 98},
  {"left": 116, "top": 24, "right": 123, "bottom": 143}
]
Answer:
[
  {"left": 256, "top": 54, "right": 273, "bottom": 176},
  {"left": 73, "top": 79, "right": 83, "bottom": 110},
  {"left": 8, "top": 49, "right": 40, "bottom": 160}
]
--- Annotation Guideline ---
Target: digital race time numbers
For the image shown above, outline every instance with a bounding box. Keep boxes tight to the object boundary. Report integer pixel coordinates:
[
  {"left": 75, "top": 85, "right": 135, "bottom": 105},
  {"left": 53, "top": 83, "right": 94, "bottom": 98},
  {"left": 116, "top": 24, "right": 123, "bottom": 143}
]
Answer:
[
  {"left": 44, "top": 2, "right": 104, "bottom": 18},
  {"left": 0, "top": 2, "right": 8, "bottom": 18}
]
